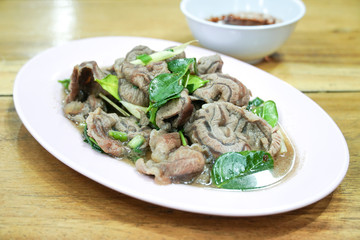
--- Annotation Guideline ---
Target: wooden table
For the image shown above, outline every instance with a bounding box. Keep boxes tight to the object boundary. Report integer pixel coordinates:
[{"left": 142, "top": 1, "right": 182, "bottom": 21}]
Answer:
[{"left": 1, "top": 0, "right": 359, "bottom": 238}]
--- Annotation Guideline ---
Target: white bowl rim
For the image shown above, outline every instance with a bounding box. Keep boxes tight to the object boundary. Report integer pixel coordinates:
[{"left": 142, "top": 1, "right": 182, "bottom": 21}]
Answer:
[{"left": 180, "top": 0, "right": 306, "bottom": 30}]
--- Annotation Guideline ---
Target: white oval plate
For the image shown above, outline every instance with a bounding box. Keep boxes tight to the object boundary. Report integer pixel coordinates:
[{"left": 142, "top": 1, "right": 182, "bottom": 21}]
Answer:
[{"left": 13, "top": 36, "right": 349, "bottom": 216}]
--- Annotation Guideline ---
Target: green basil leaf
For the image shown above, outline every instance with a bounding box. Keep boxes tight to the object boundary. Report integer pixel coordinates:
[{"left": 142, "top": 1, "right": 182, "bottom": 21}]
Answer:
[
  {"left": 186, "top": 75, "right": 209, "bottom": 93},
  {"left": 167, "top": 58, "right": 196, "bottom": 74},
  {"left": 148, "top": 57, "right": 200, "bottom": 124},
  {"left": 148, "top": 105, "right": 159, "bottom": 128},
  {"left": 248, "top": 98, "right": 278, "bottom": 127},
  {"left": 262, "top": 100, "right": 278, "bottom": 128},
  {"left": 95, "top": 74, "right": 120, "bottom": 101},
  {"left": 168, "top": 58, "right": 198, "bottom": 88},
  {"left": 149, "top": 73, "right": 184, "bottom": 105},
  {"left": 211, "top": 151, "right": 274, "bottom": 190}
]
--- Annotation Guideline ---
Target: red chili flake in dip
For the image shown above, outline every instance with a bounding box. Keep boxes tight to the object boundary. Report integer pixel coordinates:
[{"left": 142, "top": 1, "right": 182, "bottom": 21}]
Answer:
[{"left": 208, "top": 12, "right": 281, "bottom": 26}]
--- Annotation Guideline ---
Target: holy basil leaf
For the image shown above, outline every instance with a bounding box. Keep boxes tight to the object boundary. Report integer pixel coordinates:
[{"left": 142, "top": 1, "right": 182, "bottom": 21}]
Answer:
[
  {"left": 148, "top": 57, "right": 201, "bottom": 125},
  {"left": 149, "top": 73, "right": 184, "bottom": 105},
  {"left": 211, "top": 151, "right": 274, "bottom": 190},
  {"left": 167, "top": 58, "right": 196, "bottom": 74},
  {"left": 152, "top": 92, "right": 181, "bottom": 108},
  {"left": 168, "top": 58, "right": 198, "bottom": 88},
  {"left": 149, "top": 58, "right": 201, "bottom": 109},
  {"left": 95, "top": 74, "right": 120, "bottom": 100},
  {"left": 186, "top": 75, "right": 209, "bottom": 93},
  {"left": 248, "top": 98, "right": 279, "bottom": 127},
  {"left": 261, "top": 100, "right": 278, "bottom": 128}
]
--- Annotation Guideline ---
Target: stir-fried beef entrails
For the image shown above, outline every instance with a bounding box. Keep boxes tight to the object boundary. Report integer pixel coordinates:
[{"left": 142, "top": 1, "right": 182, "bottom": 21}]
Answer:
[
  {"left": 86, "top": 108, "right": 151, "bottom": 157},
  {"left": 192, "top": 73, "right": 251, "bottom": 107},
  {"left": 156, "top": 89, "right": 194, "bottom": 131},
  {"left": 135, "top": 130, "right": 206, "bottom": 184},
  {"left": 118, "top": 78, "right": 149, "bottom": 107},
  {"left": 116, "top": 61, "right": 170, "bottom": 93},
  {"left": 184, "top": 102, "right": 281, "bottom": 158},
  {"left": 64, "top": 95, "right": 106, "bottom": 124},
  {"left": 197, "top": 54, "right": 223, "bottom": 75},
  {"left": 60, "top": 42, "right": 294, "bottom": 189},
  {"left": 66, "top": 61, "right": 109, "bottom": 103}
]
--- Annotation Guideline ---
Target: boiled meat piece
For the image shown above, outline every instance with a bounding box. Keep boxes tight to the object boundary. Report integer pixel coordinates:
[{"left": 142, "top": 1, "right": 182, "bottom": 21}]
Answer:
[
  {"left": 155, "top": 89, "right": 194, "bottom": 131},
  {"left": 197, "top": 54, "right": 223, "bottom": 75},
  {"left": 124, "top": 45, "right": 155, "bottom": 62},
  {"left": 136, "top": 143, "right": 205, "bottom": 185},
  {"left": 86, "top": 108, "right": 151, "bottom": 157},
  {"left": 66, "top": 61, "right": 108, "bottom": 103},
  {"left": 63, "top": 95, "right": 106, "bottom": 124},
  {"left": 192, "top": 73, "right": 251, "bottom": 107},
  {"left": 148, "top": 129, "right": 182, "bottom": 163},
  {"left": 114, "top": 60, "right": 170, "bottom": 96},
  {"left": 184, "top": 102, "right": 282, "bottom": 158},
  {"left": 118, "top": 78, "right": 149, "bottom": 107}
]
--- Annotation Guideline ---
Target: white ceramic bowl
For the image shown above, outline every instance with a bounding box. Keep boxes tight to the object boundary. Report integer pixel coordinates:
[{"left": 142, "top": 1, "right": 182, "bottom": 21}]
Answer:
[{"left": 180, "top": 0, "right": 306, "bottom": 63}]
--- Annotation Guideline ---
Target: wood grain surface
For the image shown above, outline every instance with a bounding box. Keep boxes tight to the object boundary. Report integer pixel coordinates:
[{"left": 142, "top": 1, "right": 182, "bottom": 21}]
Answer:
[{"left": 1, "top": 0, "right": 359, "bottom": 239}]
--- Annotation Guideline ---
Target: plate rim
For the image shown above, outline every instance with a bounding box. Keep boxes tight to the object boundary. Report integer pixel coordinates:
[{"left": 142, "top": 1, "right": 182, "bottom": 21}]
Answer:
[{"left": 13, "top": 36, "right": 350, "bottom": 216}]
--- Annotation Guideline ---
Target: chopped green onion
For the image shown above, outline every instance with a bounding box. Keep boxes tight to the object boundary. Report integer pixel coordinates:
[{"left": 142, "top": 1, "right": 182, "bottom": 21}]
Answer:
[
  {"left": 119, "top": 99, "right": 148, "bottom": 119},
  {"left": 130, "top": 40, "right": 198, "bottom": 65},
  {"left": 128, "top": 135, "right": 145, "bottom": 149},
  {"left": 99, "top": 93, "right": 130, "bottom": 117},
  {"left": 136, "top": 54, "right": 153, "bottom": 65},
  {"left": 148, "top": 105, "right": 159, "bottom": 128},
  {"left": 108, "top": 130, "right": 128, "bottom": 142},
  {"left": 179, "top": 130, "right": 187, "bottom": 146},
  {"left": 58, "top": 79, "right": 71, "bottom": 90}
]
